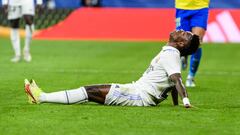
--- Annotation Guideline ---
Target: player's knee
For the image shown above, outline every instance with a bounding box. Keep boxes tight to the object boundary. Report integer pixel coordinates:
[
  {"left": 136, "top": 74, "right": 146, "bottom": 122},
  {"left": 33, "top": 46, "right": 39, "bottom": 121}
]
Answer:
[
  {"left": 84, "top": 85, "right": 108, "bottom": 104},
  {"left": 25, "top": 20, "right": 33, "bottom": 25},
  {"left": 10, "top": 20, "right": 20, "bottom": 28},
  {"left": 23, "top": 16, "right": 34, "bottom": 25},
  {"left": 84, "top": 86, "right": 98, "bottom": 95},
  {"left": 25, "top": 21, "right": 33, "bottom": 25}
]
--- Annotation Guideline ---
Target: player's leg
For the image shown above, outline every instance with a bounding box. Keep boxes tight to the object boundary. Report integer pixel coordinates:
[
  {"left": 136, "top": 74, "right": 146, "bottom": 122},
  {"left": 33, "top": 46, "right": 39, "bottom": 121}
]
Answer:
[
  {"left": 22, "top": 2, "right": 35, "bottom": 62},
  {"left": 8, "top": 5, "right": 22, "bottom": 62},
  {"left": 84, "top": 85, "right": 111, "bottom": 104},
  {"left": 23, "top": 15, "right": 34, "bottom": 62},
  {"left": 24, "top": 79, "right": 110, "bottom": 104},
  {"left": 175, "top": 9, "right": 191, "bottom": 70},
  {"left": 9, "top": 19, "right": 21, "bottom": 62},
  {"left": 40, "top": 85, "right": 110, "bottom": 104},
  {"left": 186, "top": 27, "right": 205, "bottom": 87},
  {"left": 186, "top": 8, "right": 208, "bottom": 87}
]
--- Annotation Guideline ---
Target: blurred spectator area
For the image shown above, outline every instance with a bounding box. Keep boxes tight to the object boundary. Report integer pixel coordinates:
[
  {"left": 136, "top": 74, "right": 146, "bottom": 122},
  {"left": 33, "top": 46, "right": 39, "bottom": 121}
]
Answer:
[
  {"left": 12, "top": 0, "right": 240, "bottom": 8},
  {"left": 0, "top": 0, "right": 240, "bottom": 8},
  {"left": 0, "top": 0, "right": 76, "bottom": 29},
  {"left": 0, "top": 0, "right": 239, "bottom": 9},
  {"left": 0, "top": 8, "right": 73, "bottom": 29}
]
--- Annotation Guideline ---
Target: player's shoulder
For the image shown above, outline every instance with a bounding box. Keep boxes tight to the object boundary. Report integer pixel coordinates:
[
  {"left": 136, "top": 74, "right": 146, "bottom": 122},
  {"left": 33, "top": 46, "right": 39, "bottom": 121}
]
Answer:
[{"left": 161, "top": 46, "right": 180, "bottom": 56}]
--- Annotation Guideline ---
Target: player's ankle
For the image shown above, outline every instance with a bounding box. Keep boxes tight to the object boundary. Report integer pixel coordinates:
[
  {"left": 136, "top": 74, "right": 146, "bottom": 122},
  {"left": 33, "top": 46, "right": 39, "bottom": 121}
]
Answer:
[
  {"left": 39, "top": 92, "right": 46, "bottom": 103},
  {"left": 187, "top": 74, "right": 194, "bottom": 80}
]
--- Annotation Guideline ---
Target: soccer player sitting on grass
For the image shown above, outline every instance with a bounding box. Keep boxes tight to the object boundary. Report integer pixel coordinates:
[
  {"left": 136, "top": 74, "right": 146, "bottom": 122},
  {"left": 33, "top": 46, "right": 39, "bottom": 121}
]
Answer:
[{"left": 24, "top": 30, "right": 200, "bottom": 108}]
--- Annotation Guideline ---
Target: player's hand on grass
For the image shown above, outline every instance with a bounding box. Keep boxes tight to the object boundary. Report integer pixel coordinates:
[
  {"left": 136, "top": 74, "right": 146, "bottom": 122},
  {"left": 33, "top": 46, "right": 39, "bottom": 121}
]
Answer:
[
  {"left": 183, "top": 97, "right": 191, "bottom": 108},
  {"left": 179, "top": 103, "right": 197, "bottom": 109},
  {"left": 184, "top": 104, "right": 191, "bottom": 108}
]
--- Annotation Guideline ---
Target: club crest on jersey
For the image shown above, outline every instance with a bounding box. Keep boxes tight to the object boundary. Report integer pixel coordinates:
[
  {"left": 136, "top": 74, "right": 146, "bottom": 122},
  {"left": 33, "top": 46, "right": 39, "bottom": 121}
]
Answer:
[{"left": 145, "top": 65, "right": 154, "bottom": 74}]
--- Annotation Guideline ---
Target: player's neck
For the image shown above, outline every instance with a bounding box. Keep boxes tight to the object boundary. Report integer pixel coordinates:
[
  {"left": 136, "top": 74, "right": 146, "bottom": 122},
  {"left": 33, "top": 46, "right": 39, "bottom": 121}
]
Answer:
[{"left": 167, "top": 42, "right": 178, "bottom": 49}]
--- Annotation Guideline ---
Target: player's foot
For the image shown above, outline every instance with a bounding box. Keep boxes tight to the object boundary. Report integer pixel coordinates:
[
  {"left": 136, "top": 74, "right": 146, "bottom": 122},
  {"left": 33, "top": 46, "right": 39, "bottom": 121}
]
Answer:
[
  {"left": 23, "top": 51, "right": 32, "bottom": 62},
  {"left": 181, "top": 56, "right": 188, "bottom": 70},
  {"left": 11, "top": 56, "right": 21, "bottom": 63},
  {"left": 185, "top": 78, "right": 196, "bottom": 87},
  {"left": 24, "top": 79, "right": 42, "bottom": 104}
]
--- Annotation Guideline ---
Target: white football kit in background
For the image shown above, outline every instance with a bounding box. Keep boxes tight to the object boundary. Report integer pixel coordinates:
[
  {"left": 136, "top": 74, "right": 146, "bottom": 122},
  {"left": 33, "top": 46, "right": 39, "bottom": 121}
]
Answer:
[
  {"left": 4, "top": 0, "right": 42, "bottom": 20},
  {"left": 3, "top": 0, "right": 43, "bottom": 62},
  {"left": 105, "top": 46, "right": 181, "bottom": 106}
]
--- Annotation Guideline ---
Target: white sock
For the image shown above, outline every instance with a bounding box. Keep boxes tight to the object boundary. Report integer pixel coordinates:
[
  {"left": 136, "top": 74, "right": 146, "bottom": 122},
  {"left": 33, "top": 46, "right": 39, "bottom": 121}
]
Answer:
[
  {"left": 187, "top": 75, "right": 194, "bottom": 80},
  {"left": 39, "top": 87, "right": 88, "bottom": 104},
  {"left": 10, "top": 28, "right": 21, "bottom": 57},
  {"left": 24, "top": 24, "right": 34, "bottom": 52}
]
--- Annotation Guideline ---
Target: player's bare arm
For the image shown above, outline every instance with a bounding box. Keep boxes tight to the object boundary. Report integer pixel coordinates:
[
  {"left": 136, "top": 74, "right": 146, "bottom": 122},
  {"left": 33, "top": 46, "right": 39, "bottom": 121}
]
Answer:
[
  {"left": 171, "top": 87, "right": 178, "bottom": 106},
  {"left": 169, "top": 73, "right": 191, "bottom": 108}
]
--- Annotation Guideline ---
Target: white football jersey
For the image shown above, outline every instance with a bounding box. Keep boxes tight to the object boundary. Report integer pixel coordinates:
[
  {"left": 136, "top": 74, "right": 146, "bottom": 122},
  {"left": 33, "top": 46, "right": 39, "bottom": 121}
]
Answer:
[
  {"left": 3, "top": 0, "right": 42, "bottom": 6},
  {"left": 135, "top": 45, "right": 181, "bottom": 103}
]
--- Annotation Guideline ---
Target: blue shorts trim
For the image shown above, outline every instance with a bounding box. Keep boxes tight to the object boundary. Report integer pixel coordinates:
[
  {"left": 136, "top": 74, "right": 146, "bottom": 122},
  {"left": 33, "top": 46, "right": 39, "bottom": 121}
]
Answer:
[{"left": 176, "top": 8, "right": 209, "bottom": 31}]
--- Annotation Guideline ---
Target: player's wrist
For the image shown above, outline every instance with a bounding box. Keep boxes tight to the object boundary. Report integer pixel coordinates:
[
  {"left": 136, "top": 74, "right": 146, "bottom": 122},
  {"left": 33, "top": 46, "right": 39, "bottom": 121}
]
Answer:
[{"left": 182, "top": 97, "right": 191, "bottom": 107}]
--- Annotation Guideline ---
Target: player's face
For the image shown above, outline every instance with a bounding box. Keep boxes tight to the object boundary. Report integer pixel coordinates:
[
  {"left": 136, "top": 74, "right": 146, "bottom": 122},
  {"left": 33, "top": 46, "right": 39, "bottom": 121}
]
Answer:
[
  {"left": 172, "top": 30, "right": 193, "bottom": 49},
  {"left": 181, "top": 31, "right": 193, "bottom": 48}
]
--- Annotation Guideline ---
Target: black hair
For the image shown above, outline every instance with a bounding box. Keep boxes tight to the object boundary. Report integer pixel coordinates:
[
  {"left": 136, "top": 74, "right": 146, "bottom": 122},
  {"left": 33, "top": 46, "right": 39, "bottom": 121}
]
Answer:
[{"left": 180, "top": 34, "right": 200, "bottom": 56}]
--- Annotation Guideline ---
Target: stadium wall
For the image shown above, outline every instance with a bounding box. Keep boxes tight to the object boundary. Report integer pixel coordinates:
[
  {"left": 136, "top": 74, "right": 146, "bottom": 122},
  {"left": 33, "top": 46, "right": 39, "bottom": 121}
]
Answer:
[
  {"left": 100, "top": 0, "right": 240, "bottom": 8},
  {"left": 34, "top": 8, "right": 240, "bottom": 43}
]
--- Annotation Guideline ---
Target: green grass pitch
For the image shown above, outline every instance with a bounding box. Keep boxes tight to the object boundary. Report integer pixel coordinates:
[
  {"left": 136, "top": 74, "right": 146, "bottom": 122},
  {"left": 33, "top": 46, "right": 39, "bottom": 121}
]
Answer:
[{"left": 0, "top": 37, "right": 239, "bottom": 135}]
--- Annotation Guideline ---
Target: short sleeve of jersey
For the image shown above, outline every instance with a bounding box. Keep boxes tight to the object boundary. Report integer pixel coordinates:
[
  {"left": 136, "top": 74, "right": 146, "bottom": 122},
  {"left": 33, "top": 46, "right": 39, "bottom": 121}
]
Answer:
[{"left": 160, "top": 51, "right": 181, "bottom": 76}]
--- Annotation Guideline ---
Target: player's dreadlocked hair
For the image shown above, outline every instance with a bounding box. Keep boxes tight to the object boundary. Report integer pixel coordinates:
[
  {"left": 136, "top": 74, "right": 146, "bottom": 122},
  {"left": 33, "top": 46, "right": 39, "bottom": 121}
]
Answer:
[{"left": 180, "top": 34, "right": 200, "bottom": 56}]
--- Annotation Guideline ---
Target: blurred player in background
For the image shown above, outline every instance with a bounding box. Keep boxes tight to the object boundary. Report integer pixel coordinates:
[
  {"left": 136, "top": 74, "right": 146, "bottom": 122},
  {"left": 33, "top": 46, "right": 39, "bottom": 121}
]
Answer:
[
  {"left": 175, "top": 0, "right": 210, "bottom": 87},
  {"left": 24, "top": 30, "right": 200, "bottom": 108},
  {"left": 2, "top": 0, "right": 43, "bottom": 62},
  {"left": 82, "top": 0, "right": 101, "bottom": 7}
]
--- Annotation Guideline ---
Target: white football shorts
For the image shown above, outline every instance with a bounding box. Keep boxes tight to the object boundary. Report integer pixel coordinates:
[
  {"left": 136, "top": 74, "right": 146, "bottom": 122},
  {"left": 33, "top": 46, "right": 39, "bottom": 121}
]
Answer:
[
  {"left": 8, "top": 4, "right": 35, "bottom": 20},
  {"left": 104, "top": 83, "right": 157, "bottom": 106}
]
